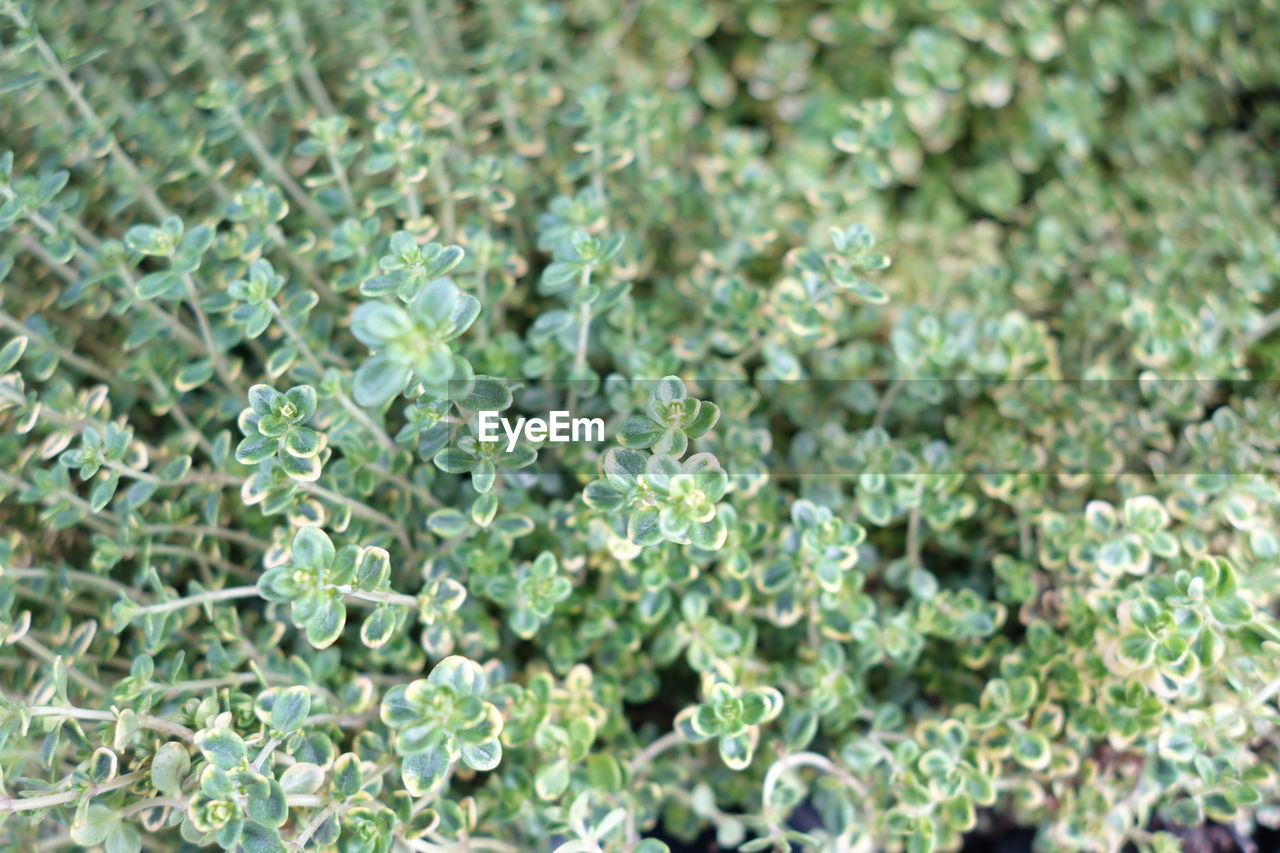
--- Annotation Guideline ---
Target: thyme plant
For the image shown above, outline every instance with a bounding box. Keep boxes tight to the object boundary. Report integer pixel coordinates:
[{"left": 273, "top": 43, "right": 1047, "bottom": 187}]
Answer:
[{"left": 2, "top": 1, "right": 1280, "bottom": 852}]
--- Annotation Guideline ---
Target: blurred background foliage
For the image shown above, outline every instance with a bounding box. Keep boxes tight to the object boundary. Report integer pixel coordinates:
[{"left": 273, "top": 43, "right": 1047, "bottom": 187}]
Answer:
[{"left": 2, "top": 1, "right": 1280, "bottom": 852}]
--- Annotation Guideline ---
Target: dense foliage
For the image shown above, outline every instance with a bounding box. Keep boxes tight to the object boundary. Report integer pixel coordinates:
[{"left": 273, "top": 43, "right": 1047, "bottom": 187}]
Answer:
[{"left": 2, "top": 1, "right": 1280, "bottom": 851}]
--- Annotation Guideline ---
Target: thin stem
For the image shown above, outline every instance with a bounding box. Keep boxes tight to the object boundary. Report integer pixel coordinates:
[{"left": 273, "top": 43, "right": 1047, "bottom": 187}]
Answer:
[
  {"left": 872, "top": 377, "right": 904, "bottom": 428},
  {"left": 0, "top": 310, "right": 138, "bottom": 392},
  {"left": 590, "top": 138, "right": 606, "bottom": 201},
  {"left": 130, "top": 580, "right": 415, "bottom": 621},
  {"left": 133, "top": 585, "right": 260, "bottom": 617},
  {"left": 17, "top": 230, "right": 77, "bottom": 282},
  {"left": 24, "top": 705, "right": 195, "bottom": 742},
  {"left": 565, "top": 266, "right": 594, "bottom": 412},
  {"left": 0, "top": 471, "right": 120, "bottom": 536},
  {"left": 0, "top": 769, "right": 147, "bottom": 814},
  {"left": 573, "top": 299, "right": 593, "bottom": 378},
  {"left": 252, "top": 735, "right": 282, "bottom": 771},
  {"left": 291, "top": 801, "right": 340, "bottom": 850},
  {"left": 154, "top": 673, "right": 261, "bottom": 695},
  {"left": 476, "top": 261, "right": 490, "bottom": 346},
  {"left": 299, "top": 481, "right": 412, "bottom": 549},
  {"left": 15, "top": 634, "right": 105, "bottom": 696},
  {"left": 281, "top": 0, "right": 338, "bottom": 116},
  {"left": 182, "top": 273, "right": 245, "bottom": 398},
  {"left": 906, "top": 480, "right": 924, "bottom": 569},
  {"left": 103, "top": 462, "right": 242, "bottom": 491},
  {"left": 2, "top": 566, "right": 137, "bottom": 599},
  {"left": 431, "top": 157, "right": 456, "bottom": 241},
  {"left": 1253, "top": 673, "right": 1280, "bottom": 708},
  {"left": 627, "top": 730, "right": 683, "bottom": 776},
  {"left": 327, "top": 149, "right": 357, "bottom": 214},
  {"left": 761, "top": 751, "right": 868, "bottom": 808},
  {"left": 120, "top": 796, "right": 186, "bottom": 818},
  {"left": 142, "top": 523, "right": 269, "bottom": 552},
  {"left": 148, "top": 545, "right": 249, "bottom": 579},
  {"left": 333, "top": 585, "right": 419, "bottom": 609}
]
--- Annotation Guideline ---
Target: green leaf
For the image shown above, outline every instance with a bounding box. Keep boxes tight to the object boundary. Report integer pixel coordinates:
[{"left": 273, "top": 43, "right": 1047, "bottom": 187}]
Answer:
[
  {"left": 634, "top": 841, "right": 670, "bottom": 853},
  {"left": 0, "top": 335, "right": 27, "bottom": 371},
  {"left": 150, "top": 741, "right": 190, "bottom": 795},
  {"left": 685, "top": 401, "right": 720, "bottom": 438},
  {"left": 427, "top": 508, "right": 470, "bottom": 538},
  {"left": 1011, "top": 730, "right": 1051, "bottom": 770},
  {"left": 1157, "top": 728, "right": 1196, "bottom": 763},
  {"left": 689, "top": 515, "right": 727, "bottom": 550},
  {"left": 603, "top": 447, "right": 646, "bottom": 491},
  {"left": 278, "top": 451, "right": 322, "bottom": 481},
  {"left": 535, "top": 757, "right": 571, "bottom": 800},
  {"left": 401, "top": 746, "right": 451, "bottom": 797},
  {"left": 285, "top": 385, "right": 318, "bottom": 420},
  {"left": 434, "top": 447, "right": 476, "bottom": 474},
  {"left": 411, "top": 343, "right": 455, "bottom": 388},
  {"left": 197, "top": 727, "right": 248, "bottom": 770},
  {"left": 135, "top": 270, "right": 180, "bottom": 300},
  {"left": 239, "top": 821, "right": 286, "bottom": 853},
  {"left": 653, "top": 376, "right": 687, "bottom": 405},
  {"left": 583, "top": 480, "right": 625, "bottom": 512},
  {"left": 844, "top": 278, "right": 889, "bottom": 303},
  {"left": 235, "top": 434, "right": 276, "bottom": 465},
  {"left": 280, "top": 763, "right": 326, "bottom": 795},
  {"left": 540, "top": 262, "right": 579, "bottom": 291},
  {"left": 283, "top": 427, "right": 321, "bottom": 458},
  {"left": 89, "top": 473, "right": 120, "bottom": 512},
  {"left": 629, "top": 506, "right": 663, "bottom": 546},
  {"left": 717, "top": 731, "right": 755, "bottom": 770},
  {"left": 0, "top": 71, "right": 42, "bottom": 96},
  {"left": 71, "top": 805, "right": 120, "bottom": 846},
  {"left": 361, "top": 606, "right": 399, "bottom": 649},
  {"left": 248, "top": 384, "right": 279, "bottom": 416},
  {"left": 246, "top": 778, "right": 289, "bottom": 827},
  {"left": 125, "top": 222, "right": 178, "bottom": 256},
  {"left": 105, "top": 822, "right": 142, "bottom": 853},
  {"left": 291, "top": 527, "right": 335, "bottom": 570},
  {"left": 351, "top": 301, "right": 413, "bottom": 346},
  {"left": 305, "top": 595, "right": 346, "bottom": 648},
  {"left": 333, "top": 753, "right": 364, "bottom": 800},
  {"left": 472, "top": 458, "right": 496, "bottom": 492},
  {"left": 412, "top": 278, "right": 459, "bottom": 330},
  {"left": 427, "top": 655, "right": 486, "bottom": 695},
  {"left": 428, "top": 245, "right": 466, "bottom": 277},
  {"left": 175, "top": 359, "right": 215, "bottom": 392},
  {"left": 357, "top": 546, "right": 391, "bottom": 590},
  {"left": 353, "top": 355, "right": 411, "bottom": 407},
  {"left": 270, "top": 685, "right": 311, "bottom": 734},
  {"left": 89, "top": 746, "right": 118, "bottom": 783},
  {"left": 457, "top": 376, "right": 512, "bottom": 412},
  {"left": 617, "top": 415, "right": 662, "bottom": 449},
  {"left": 460, "top": 738, "right": 502, "bottom": 772},
  {"left": 740, "top": 687, "right": 783, "bottom": 726},
  {"left": 1210, "top": 595, "right": 1253, "bottom": 627}
]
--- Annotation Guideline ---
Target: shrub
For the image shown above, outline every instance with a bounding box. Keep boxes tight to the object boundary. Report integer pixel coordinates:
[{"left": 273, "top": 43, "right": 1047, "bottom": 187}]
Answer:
[{"left": 2, "top": 1, "right": 1280, "bottom": 852}]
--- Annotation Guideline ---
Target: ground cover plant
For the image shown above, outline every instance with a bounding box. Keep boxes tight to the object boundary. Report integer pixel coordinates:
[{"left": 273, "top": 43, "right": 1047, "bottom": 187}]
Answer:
[{"left": 2, "top": 0, "right": 1280, "bottom": 851}]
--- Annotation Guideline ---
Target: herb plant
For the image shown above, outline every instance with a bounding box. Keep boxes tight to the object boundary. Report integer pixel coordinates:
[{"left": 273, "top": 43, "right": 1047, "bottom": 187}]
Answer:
[{"left": 2, "top": 1, "right": 1280, "bottom": 852}]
